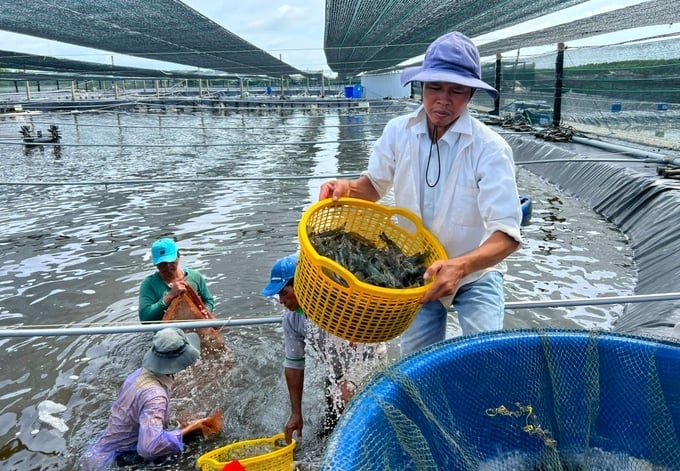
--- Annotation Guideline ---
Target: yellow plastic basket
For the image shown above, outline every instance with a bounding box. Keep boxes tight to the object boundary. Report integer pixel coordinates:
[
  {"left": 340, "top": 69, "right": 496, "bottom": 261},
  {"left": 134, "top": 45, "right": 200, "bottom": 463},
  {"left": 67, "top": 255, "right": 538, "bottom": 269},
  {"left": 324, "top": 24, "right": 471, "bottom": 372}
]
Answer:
[
  {"left": 296, "top": 197, "right": 447, "bottom": 343},
  {"left": 195, "top": 433, "right": 295, "bottom": 471}
]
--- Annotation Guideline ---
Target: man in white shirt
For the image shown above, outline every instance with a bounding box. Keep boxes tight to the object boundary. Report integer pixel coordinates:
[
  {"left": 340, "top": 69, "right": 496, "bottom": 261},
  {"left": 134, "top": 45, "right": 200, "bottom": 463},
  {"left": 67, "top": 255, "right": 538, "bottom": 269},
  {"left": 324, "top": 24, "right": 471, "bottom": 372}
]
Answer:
[{"left": 319, "top": 31, "right": 522, "bottom": 356}]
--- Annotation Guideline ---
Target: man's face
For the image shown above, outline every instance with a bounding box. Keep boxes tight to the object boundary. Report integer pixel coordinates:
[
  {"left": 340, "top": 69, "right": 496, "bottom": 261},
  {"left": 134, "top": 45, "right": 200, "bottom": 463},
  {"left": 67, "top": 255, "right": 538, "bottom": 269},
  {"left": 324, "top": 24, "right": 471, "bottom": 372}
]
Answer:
[
  {"left": 277, "top": 284, "right": 300, "bottom": 311},
  {"left": 422, "top": 82, "right": 473, "bottom": 130},
  {"left": 156, "top": 257, "right": 179, "bottom": 276}
]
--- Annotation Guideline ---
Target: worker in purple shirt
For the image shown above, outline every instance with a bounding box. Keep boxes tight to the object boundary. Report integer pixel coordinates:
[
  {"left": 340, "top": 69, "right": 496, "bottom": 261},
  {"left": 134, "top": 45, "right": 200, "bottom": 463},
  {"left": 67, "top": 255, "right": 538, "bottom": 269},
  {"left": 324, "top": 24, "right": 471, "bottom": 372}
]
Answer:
[{"left": 83, "top": 328, "right": 219, "bottom": 468}]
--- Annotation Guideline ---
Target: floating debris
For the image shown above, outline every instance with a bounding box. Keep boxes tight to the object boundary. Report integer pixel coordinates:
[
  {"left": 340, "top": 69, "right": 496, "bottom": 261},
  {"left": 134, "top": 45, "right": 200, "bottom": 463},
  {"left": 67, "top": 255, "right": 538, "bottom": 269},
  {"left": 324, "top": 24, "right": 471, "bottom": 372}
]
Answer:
[
  {"left": 308, "top": 227, "right": 430, "bottom": 289},
  {"left": 37, "top": 400, "right": 69, "bottom": 433}
]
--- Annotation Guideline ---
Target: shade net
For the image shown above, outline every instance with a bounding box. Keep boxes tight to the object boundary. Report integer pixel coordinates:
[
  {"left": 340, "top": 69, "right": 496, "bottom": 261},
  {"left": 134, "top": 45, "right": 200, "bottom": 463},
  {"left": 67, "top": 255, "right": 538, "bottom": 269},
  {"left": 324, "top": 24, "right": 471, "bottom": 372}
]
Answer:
[
  {"left": 323, "top": 0, "right": 586, "bottom": 77},
  {"left": 321, "top": 329, "right": 680, "bottom": 470},
  {"left": 0, "top": 0, "right": 301, "bottom": 77}
]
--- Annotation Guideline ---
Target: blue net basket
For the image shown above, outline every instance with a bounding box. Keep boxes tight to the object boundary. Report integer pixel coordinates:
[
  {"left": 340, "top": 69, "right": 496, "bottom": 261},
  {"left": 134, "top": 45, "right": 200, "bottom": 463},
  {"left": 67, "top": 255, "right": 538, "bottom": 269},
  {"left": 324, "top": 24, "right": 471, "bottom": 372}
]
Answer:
[{"left": 321, "top": 329, "right": 680, "bottom": 470}]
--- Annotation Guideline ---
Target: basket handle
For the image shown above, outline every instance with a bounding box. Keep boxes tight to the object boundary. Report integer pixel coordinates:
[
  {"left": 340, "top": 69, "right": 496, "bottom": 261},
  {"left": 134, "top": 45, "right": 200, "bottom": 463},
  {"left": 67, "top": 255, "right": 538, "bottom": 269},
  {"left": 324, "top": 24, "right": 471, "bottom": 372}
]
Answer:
[
  {"left": 334, "top": 197, "right": 426, "bottom": 236},
  {"left": 311, "top": 251, "right": 365, "bottom": 291},
  {"left": 382, "top": 206, "right": 426, "bottom": 236}
]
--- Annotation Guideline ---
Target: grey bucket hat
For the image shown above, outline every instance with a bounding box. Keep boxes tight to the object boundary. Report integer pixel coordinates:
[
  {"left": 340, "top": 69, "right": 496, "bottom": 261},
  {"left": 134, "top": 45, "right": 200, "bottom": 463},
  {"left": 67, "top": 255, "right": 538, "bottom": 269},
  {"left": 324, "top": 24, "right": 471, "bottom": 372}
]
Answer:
[
  {"left": 401, "top": 31, "right": 497, "bottom": 98},
  {"left": 143, "top": 328, "right": 201, "bottom": 375}
]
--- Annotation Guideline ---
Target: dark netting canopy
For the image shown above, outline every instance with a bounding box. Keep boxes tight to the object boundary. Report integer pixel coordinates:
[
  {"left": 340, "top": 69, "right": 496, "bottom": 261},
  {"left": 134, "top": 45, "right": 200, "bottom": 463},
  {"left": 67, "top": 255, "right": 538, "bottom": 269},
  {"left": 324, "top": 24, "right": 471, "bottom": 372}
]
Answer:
[
  {"left": 0, "top": 50, "right": 225, "bottom": 80},
  {"left": 2, "top": 0, "right": 678, "bottom": 82},
  {"left": 0, "top": 0, "right": 302, "bottom": 77},
  {"left": 478, "top": 0, "right": 680, "bottom": 57},
  {"left": 323, "top": 0, "right": 588, "bottom": 77}
]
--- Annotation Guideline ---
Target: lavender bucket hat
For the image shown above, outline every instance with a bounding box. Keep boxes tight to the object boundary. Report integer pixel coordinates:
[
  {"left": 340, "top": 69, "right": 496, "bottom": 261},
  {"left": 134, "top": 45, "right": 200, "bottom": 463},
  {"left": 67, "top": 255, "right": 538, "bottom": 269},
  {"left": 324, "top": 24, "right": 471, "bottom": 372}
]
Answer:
[{"left": 401, "top": 31, "right": 497, "bottom": 98}]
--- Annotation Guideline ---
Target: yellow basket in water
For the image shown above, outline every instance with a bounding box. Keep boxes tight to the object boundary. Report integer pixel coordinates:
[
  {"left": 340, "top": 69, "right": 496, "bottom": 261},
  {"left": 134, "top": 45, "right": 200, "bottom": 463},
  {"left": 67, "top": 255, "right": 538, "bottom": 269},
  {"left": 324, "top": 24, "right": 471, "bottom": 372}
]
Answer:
[
  {"left": 196, "top": 433, "right": 295, "bottom": 471},
  {"left": 296, "top": 197, "right": 447, "bottom": 343}
]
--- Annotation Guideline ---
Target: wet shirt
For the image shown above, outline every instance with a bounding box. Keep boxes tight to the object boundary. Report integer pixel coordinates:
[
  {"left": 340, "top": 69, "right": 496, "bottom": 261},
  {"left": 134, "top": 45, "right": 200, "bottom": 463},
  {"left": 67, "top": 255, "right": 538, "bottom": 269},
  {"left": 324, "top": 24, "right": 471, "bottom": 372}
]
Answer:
[
  {"left": 82, "top": 368, "right": 183, "bottom": 469},
  {"left": 283, "top": 308, "right": 387, "bottom": 385},
  {"left": 138, "top": 268, "right": 215, "bottom": 322}
]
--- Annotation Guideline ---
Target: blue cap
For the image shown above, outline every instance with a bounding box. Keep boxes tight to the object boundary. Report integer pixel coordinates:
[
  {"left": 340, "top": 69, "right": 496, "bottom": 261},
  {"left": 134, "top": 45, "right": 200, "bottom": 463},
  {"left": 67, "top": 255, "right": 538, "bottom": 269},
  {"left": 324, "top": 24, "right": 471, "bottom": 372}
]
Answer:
[
  {"left": 261, "top": 254, "right": 298, "bottom": 296},
  {"left": 400, "top": 31, "right": 497, "bottom": 98},
  {"left": 151, "top": 238, "right": 178, "bottom": 265}
]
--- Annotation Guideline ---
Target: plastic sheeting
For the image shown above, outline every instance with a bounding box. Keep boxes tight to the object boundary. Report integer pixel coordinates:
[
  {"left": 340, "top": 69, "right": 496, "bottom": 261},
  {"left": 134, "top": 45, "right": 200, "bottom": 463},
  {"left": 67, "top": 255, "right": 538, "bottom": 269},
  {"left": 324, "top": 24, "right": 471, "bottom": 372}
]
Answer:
[{"left": 506, "top": 133, "right": 680, "bottom": 336}]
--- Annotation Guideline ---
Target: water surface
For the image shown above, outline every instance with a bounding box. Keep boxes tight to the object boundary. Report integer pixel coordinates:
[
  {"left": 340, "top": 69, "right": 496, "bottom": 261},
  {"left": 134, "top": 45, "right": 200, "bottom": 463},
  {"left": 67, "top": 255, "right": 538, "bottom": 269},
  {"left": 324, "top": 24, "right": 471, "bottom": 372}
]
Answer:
[{"left": 0, "top": 104, "right": 636, "bottom": 469}]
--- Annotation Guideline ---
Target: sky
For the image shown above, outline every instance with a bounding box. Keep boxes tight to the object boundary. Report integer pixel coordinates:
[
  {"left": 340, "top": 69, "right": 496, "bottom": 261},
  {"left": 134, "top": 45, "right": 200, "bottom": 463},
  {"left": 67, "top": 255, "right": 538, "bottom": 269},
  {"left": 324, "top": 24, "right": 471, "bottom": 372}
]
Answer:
[{"left": 0, "top": 0, "right": 676, "bottom": 76}]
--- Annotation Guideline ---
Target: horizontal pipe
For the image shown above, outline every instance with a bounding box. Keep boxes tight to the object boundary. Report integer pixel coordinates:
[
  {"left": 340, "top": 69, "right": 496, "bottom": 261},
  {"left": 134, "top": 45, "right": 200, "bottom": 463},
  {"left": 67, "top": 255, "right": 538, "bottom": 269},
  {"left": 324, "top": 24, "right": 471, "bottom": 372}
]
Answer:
[
  {"left": 0, "top": 173, "right": 361, "bottom": 187},
  {"left": 516, "top": 158, "right": 665, "bottom": 165},
  {"left": 2, "top": 293, "right": 679, "bottom": 339},
  {"left": 0, "top": 317, "right": 282, "bottom": 338},
  {"left": 505, "top": 292, "right": 680, "bottom": 309},
  {"left": 571, "top": 135, "right": 670, "bottom": 161},
  {"left": 0, "top": 137, "right": 368, "bottom": 148}
]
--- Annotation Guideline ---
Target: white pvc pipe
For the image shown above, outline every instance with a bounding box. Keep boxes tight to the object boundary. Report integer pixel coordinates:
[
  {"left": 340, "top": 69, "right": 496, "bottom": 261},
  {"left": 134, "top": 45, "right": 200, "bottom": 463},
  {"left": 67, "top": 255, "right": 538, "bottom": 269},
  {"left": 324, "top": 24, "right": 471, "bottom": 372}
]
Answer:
[
  {"left": 505, "top": 292, "right": 680, "bottom": 309},
  {"left": 0, "top": 317, "right": 282, "bottom": 338},
  {"left": 571, "top": 135, "right": 671, "bottom": 161},
  {"left": 2, "top": 293, "right": 679, "bottom": 338}
]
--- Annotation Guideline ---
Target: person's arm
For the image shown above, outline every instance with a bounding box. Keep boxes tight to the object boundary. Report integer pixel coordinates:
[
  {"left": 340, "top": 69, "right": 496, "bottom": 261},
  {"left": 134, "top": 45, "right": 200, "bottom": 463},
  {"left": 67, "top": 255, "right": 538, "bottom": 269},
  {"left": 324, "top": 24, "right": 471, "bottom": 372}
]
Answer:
[
  {"left": 138, "top": 276, "right": 168, "bottom": 322},
  {"left": 282, "top": 310, "right": 306, "bottom": 443},
  {"left": 187, "top": 270, "right": 215, "bottom": 312},
  {"left": 319, "top": 175, "right": 380, "bottom": 202},
  {"left": 136, "top": 397, "right": 183, "bottom": 460},
  {"left": 284, "top": 367, "right": 304, "bottom": 444},
  {"left": 180, "top": 410, "right": 223, "bottom": 439},
  {"left": 421, "top": 231, "right": 520, "bottom": 304}
]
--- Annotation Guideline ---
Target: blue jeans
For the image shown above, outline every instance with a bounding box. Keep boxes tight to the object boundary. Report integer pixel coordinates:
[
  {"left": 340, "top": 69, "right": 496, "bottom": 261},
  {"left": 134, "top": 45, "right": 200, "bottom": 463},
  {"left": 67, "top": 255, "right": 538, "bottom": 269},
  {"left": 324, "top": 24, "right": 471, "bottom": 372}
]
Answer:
[{"left": 399, "top": 271, "right": 505, "bottom": 356}]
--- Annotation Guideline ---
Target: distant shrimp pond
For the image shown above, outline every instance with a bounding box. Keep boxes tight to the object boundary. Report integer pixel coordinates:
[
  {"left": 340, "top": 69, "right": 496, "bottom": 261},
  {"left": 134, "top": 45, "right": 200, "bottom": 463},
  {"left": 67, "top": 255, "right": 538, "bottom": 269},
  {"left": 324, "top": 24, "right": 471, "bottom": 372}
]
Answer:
[{"left": 0, "top": 101, "right": 637, "bottom": 470}]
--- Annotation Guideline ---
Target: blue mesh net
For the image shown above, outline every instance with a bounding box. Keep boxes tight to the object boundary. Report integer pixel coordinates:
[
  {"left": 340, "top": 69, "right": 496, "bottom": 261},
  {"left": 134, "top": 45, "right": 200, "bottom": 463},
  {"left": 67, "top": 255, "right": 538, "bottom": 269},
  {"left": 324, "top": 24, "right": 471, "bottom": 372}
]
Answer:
[{"left": 321, "top": 329, "right": 680, "bottom": 470}]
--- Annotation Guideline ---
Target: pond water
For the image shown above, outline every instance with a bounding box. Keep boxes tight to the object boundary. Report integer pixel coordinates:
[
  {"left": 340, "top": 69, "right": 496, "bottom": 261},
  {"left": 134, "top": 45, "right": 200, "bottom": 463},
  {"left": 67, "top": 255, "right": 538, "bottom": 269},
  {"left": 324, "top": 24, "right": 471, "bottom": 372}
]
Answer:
[{"left": 0, "top": 103, "right": 636, "bottom": 469}]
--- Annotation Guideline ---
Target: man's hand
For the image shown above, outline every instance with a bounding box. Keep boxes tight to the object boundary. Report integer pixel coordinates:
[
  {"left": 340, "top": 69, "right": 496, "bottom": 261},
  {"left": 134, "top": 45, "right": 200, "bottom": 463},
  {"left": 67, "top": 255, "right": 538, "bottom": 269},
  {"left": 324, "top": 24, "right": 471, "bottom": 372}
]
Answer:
[
  {"left": 421, "top": 259, "right": 467, "bottom": 304},
  {"left": 284, "top": 413, "right": 303, "bottom": 444},
  {"left": 319, "top": 179, "right": 350, "bottom": 201},
  {"left": 181, "top": 410, "right": 224, "bottom": 439}
]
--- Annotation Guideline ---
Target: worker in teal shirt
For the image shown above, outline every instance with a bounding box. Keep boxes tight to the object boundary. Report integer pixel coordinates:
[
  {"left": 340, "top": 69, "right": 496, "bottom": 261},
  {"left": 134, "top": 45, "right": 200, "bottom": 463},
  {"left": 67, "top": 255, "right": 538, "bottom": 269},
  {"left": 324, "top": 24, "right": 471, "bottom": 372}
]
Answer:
[{"left": 138, "top": 238, "right": 214, "bottom": 322}]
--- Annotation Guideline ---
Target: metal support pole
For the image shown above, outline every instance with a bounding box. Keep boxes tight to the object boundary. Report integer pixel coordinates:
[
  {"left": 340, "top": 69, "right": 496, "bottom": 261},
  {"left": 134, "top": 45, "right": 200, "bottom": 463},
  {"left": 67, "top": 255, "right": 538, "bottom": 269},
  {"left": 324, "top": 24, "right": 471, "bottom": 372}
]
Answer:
[
  {"left": 25, "top": 81, "right": 30, "bottom": 100},
  {"left": 493, "top": 53, "right": 502, "bottom": 115},
  {"left": 552, "top": 42, "right": 565, "bottom": 127}
]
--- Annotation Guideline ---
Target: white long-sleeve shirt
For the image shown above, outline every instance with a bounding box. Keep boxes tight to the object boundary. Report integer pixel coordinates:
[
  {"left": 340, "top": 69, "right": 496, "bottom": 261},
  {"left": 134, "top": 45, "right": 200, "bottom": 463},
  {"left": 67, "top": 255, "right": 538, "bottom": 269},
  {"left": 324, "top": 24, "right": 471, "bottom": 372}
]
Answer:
[{"left": 365, "top": 105, "right": 522, "bottom": 292}]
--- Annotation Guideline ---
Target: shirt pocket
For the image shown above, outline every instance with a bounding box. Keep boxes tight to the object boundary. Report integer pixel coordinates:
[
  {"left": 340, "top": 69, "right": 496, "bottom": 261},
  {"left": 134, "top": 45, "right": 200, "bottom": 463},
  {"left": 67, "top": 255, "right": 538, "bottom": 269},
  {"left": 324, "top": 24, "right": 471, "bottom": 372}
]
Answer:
[{"left": 452, "top": 184, "right": 482, "bottom": 227}]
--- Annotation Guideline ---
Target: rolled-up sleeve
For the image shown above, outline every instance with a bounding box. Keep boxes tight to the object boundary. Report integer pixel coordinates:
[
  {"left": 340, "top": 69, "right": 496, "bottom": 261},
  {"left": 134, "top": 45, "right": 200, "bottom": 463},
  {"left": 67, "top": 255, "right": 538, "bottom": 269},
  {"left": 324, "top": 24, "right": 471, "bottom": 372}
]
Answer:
[
  {"left": 138, "top": 276, "right": 167, "bottom": 322},
  {"left": 283, "top": 311, "right": 306, "bottom": 370}
]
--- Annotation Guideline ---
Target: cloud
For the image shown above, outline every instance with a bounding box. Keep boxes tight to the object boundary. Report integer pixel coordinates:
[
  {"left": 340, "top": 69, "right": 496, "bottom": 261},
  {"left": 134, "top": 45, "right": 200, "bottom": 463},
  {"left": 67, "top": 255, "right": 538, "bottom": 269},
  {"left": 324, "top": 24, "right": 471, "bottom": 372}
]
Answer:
[{"left": 182, "top": 0, "right": 327, "bottom": 71}]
